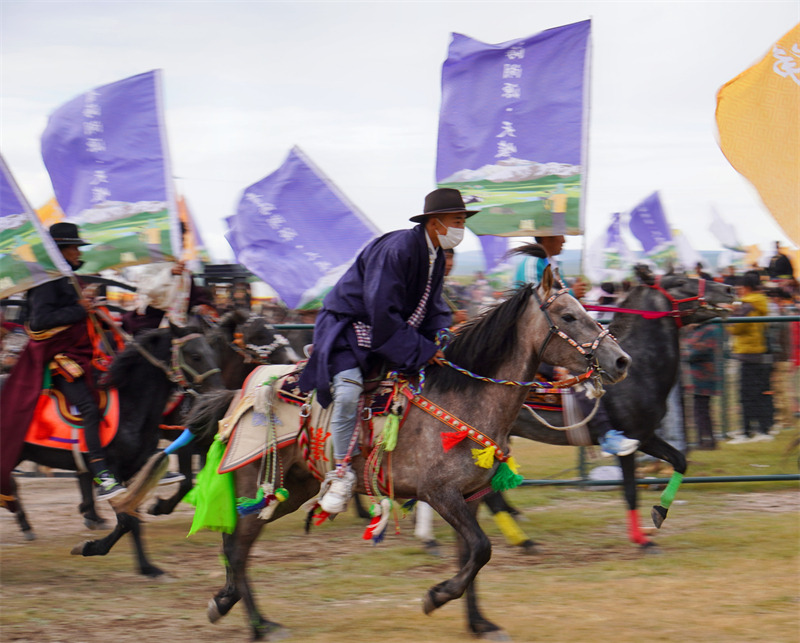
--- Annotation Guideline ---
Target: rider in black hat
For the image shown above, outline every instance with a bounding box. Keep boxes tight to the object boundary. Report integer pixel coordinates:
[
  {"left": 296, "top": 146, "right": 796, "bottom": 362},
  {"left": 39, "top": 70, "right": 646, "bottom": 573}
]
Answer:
[
  {"left": 27, "top": 223, "right": 125, "bottom": 500},
  {"left": 297, "top": 188, "right": 476, "bottom": 514}
]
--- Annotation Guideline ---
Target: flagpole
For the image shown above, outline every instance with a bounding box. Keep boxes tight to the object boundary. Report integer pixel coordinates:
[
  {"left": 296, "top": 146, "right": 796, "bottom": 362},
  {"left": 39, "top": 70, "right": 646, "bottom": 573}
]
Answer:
[{"left": 580, "top": 17, "right": 593, "bottom": 285}]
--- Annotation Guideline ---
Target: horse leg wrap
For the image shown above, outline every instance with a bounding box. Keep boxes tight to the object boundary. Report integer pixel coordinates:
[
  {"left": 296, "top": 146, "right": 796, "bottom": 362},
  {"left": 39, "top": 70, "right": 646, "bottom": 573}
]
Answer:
[
  {"left": 627, "top": 509, "right": 650, "bottom": 545},
  {"left": 493, "top": 511, "right": 529, "bottom": 547},
  {"left": 659, "top": 471, "right": 684, "bottom": 510}
]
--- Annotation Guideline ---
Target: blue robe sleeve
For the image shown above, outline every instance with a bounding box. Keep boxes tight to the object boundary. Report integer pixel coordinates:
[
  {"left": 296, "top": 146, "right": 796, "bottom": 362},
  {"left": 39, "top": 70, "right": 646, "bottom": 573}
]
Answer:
[{"left": 361, "top": 246, "right": 439, "bottom": 372}]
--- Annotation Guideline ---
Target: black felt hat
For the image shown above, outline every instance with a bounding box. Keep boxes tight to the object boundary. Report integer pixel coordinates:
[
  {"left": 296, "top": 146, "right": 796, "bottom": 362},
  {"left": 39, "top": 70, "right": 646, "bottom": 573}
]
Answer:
[
  {"left": 409, "top": 188, "right": 479, "bottom": 223},
  {"left": 49, "top": 222, "right": 90, "bottom": 247}
]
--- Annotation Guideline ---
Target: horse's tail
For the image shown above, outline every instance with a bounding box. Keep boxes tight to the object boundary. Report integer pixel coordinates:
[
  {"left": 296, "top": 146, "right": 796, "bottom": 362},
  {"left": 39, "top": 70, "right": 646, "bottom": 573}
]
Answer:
[
  {"left": 112, "top": 451, "right": 170, "bottom": 515},
  {"left": 185, "top": 388, "right": 238, "bottom": 444}
]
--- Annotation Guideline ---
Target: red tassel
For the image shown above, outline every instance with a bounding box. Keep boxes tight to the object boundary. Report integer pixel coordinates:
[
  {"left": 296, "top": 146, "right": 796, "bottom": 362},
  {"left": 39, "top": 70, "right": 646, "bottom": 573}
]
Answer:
[
  {"left": 441, "top": 430, "right": 468, "bottom": 452},
  {"left": 362, "top": 516, "right": 381, "bottom": 540},
  {"left": 314, "top": 510, "right": 331, "bottom": 526}
]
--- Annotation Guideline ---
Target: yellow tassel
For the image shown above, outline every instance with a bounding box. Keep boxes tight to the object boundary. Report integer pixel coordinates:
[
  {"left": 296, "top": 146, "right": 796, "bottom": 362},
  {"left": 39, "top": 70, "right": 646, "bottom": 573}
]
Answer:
[
  {"left": 506, "top": 456, "right": 521, "bottom": 475},
  {"left": 471, "top": 446, "right": 496, "bottom": 469}
]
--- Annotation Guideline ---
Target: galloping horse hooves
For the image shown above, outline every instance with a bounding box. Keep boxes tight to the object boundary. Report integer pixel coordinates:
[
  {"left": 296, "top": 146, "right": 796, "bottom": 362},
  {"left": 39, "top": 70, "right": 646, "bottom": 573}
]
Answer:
[
  {"left": 519, "top": 539, "right": 540, "bottom": 555},
  {"left": 651, "top": 505, "right": 668, "bottom": 529},
  {"left": 22, "top": 529, "right": 36, "bottom": 541},
  {"left": 252, "top": 618, "right": 291, "bottom": 642},
  {"left": 84, "top": 517, "right": 110, "bottom": 530},
  {"left": 641, "top": 541, "right": 662, "bottom": 554}
]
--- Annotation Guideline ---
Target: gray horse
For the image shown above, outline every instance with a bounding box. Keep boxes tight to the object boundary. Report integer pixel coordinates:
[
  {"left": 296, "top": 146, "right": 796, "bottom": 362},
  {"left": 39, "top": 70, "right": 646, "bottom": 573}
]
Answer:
[{"left": 169, "top": 254, "right": 630, "bottom": 641}]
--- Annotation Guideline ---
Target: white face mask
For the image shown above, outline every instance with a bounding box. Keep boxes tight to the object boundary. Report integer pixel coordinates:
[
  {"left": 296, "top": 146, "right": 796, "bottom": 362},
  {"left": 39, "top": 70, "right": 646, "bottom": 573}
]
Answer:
[{"left": 435, "top": 219, "right": 464, "bottom": 249}]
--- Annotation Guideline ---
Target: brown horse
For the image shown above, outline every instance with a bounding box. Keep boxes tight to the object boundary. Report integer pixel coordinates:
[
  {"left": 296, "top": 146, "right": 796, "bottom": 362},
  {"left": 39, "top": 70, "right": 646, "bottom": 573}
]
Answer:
[{"left": 126, "top": 255, "right": 631, "bottom": 639}]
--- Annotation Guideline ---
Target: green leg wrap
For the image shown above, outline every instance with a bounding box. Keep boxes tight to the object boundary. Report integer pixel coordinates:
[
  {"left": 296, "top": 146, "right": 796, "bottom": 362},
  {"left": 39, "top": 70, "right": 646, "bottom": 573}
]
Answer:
[
  {"left": 659, "top": 471, "right": 684, "bottom": 509},
  {"left": 493, "top": 511, "right": 529, "bottom": 546}
]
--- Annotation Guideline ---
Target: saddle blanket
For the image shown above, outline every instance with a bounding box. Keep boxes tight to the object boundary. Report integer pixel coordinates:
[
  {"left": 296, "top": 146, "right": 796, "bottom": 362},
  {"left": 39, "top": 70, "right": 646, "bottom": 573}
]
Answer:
[
  {"left": 24, "top": 388, "right": 119, "bottom": 453},
  {"left": 524, "top": 384, "right": 566, "bottom": 412},
  {"left": 217, "top": 364, "right": 399, "bottom": 480}
]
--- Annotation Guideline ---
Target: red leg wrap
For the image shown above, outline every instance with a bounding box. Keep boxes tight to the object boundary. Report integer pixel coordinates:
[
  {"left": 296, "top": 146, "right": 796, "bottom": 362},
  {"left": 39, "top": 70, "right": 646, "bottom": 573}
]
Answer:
[{"left": 627, "top": 509, "right": 650, "bottom": 545}]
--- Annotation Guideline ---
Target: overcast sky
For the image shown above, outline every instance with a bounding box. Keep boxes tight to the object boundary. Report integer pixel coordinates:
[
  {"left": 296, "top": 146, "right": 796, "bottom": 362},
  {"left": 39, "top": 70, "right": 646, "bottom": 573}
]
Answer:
[{"left": 2, "top": 1, "right": 798, "bottom": 263}]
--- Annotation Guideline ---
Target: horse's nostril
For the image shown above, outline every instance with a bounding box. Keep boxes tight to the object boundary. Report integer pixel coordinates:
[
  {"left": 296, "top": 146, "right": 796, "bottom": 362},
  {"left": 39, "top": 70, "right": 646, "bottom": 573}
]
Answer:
[{"left": 616, "top": 356, "right": 629, "bottom": 371}]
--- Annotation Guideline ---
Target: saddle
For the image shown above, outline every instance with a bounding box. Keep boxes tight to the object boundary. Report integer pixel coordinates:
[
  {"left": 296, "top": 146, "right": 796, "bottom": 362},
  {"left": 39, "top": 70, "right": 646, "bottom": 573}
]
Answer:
[
  {"left": 24, "top": 387, "right": 120, "bottom": 453},
  {"left": 215, "top": 364, "right": 404, "bottom": 493},
  {"left": 524, "top": 382, "right": 566, "bottom": 412}
]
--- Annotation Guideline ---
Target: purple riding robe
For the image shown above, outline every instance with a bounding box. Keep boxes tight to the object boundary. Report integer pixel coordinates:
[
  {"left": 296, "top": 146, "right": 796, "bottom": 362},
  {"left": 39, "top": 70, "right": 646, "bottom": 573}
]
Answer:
[{"left": 297, "top": 224, "right": 451, "bottom": 408}]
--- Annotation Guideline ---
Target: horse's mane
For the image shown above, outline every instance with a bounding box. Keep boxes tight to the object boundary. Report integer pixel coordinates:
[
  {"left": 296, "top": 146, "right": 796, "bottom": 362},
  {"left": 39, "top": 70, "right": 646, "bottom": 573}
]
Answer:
[
  {"left": 425, "top": 243, "right": 546, "bottom": 394},
  {"left": 425, "top": 284, "right": 536, "bottom": 394},
  {"left": 106, "top": 327, "right": 172, "bottom": 389}
]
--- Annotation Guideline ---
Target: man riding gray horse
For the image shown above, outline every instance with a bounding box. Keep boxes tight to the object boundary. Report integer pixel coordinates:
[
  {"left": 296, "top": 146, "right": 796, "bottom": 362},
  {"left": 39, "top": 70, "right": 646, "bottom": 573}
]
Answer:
[{"left": 297, "top": 188, "right": 473, "bottom": 514}]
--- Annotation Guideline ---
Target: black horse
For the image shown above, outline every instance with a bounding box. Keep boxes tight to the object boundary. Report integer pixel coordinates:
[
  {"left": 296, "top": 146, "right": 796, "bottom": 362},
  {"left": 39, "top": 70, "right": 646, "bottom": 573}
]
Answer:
[
  {"left": 148, "top": 310, "right": 300, "bottom": 517},
  {"left": 499, "top": 267, "right": 734, "bottom": 549},
  {"left": 10, "top": 323, "right": 223, "bottom": 575}
]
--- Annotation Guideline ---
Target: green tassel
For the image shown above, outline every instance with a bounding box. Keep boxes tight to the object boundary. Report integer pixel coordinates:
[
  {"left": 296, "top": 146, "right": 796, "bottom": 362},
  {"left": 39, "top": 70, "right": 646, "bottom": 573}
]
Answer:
[
  {"left": 383, "top": 413, "right": 399, "bottom": 452},
  {"left": 491, "top": 460, "right": 524, "bottom": 492},
  {"left": 236, "top": 486, "right": 265, "bottom": 510},
  {"left": 184, "top": 436, "right": 237, "bottom": 536}
]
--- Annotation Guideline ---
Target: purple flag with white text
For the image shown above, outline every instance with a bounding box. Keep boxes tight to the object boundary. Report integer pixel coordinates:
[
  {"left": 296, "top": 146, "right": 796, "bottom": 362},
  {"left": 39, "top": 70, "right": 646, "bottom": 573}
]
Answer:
[
  {"left": 41, "top": 70, "right": 180, "bottom": 273},
  {"left": 226, "top": 147, "right": 380, "bottom": 309},
  {"left": 437, "top": 21, "right": 591, "bottom": 237},
  {"left": 0, "top": 154, "right": 72, "bottom": 297},
  {"left": 628, "top": 192, "right": 672, "bottom": 253}
]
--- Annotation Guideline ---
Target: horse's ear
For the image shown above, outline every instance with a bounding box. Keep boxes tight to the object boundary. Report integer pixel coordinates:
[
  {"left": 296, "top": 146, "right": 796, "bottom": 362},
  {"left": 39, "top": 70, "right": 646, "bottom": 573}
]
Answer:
[
  {"left": 633, "top": 263, "right": 656, "bottom": 286},
  {"left": 665, "top": 264, "right": 675, "bottom": 276},
  {"left": 168, "top": 319, "right": 181, "bottom": 336},
  {"left": 218, "top": 310, "right": 247, "bottom": 336},
  {"left": 540, "top": 264, "right": 554, "bottom": 295}
]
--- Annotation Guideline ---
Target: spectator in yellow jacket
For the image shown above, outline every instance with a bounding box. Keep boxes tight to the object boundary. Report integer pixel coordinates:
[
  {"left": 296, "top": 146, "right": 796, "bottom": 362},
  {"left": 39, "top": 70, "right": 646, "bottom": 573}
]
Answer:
[{"left": 728, "top": 271, "right": 774, "bottom": 442}]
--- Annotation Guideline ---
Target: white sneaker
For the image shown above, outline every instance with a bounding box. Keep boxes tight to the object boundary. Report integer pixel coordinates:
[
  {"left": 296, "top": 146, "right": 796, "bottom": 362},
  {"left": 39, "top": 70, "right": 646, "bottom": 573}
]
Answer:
[
  {"left": 599, "top": 430, "right": 639, "bottom": 457},
  {"left": 319, "top": 467, "right": 357, "bottom": 514},
  {"left": 750, "top": 433, "right": 775, "bottom": 442}
]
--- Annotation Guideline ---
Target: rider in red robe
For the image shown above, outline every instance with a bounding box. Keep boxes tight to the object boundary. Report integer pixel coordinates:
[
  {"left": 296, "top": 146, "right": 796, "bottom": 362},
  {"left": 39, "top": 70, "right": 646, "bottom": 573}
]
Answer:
[{"left": 0, "top": 223, "right": 124, "bottom": 507}]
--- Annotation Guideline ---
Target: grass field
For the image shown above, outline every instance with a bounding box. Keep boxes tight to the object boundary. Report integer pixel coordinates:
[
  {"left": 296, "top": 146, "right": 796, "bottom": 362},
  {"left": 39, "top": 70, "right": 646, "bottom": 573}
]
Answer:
[{"left": 1, "top": 430, "right": 798, "bottom": 643}]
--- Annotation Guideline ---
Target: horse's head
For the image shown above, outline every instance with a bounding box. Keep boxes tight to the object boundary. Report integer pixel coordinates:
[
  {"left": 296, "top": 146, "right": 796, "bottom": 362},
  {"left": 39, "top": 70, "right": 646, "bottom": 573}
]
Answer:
[
  {"left": 168, "top": 321, "right": 224, "bottom": 392},
  {"left": 657, "top": 268, "right": 735, "bottom": 324},
  {"left": 529, "top": 263, "right": 630, "bottom": 385},
  {"left": 634, "top": 264, "right": 735, "bottom": 324},
  {"left": 240, "top": 316, "right": 300, "bottom": 365}
]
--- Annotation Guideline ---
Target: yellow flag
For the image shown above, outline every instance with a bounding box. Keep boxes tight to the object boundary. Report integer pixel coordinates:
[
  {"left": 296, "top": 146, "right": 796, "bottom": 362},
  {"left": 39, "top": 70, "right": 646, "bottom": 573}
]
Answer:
[
  {"left": 36, "top": 197, "right": 64, "bottom": 228},
  {"left": 716, "top": 24, "right": 800, "bottom": 247}
]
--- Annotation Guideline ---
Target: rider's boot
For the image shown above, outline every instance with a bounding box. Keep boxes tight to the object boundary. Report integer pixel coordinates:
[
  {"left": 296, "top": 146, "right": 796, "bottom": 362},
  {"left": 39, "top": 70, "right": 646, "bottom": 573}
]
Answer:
[
  {"left": 599, "top": 430, "right": 639, "bottom": 457},
  {"left": 94, "top": 470, "right": 125, "bottom": 501},
  {"left": 319, "top": 464, "right": 357, "bottom": 514}
]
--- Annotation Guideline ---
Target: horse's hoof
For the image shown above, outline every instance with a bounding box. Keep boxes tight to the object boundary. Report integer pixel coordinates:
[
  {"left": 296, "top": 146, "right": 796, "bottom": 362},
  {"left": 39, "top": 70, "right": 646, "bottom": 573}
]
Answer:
[
  {"left": 22, "top": 530, "right": 36, "bottom": 541},
  {"left": 141, "top": 565, "right": 165, "bottom": 577},
  {"left": 70, "top": 541, "right": 88, "bottom": 555},
  {"left": 422, "top": 539, "right": 442, "bottom": 557},
  {"left": 651, "top": 505, "right": 668, "bottom": 529},
  {"left": 519, "top": 540, "right": 540, "bottom": 555},
  {"left": 84, "top": 517, "right": 110, "bottom": 530},
  {"left": 422, "top": 590, "right": 439, "bottom": 615},
  {"left": 208, "top": 598, "right": 222, "bottom": 623},
  {"left": 147, "top": 503, "right": 162, "bottom": 516},
  {"left": 253, "top": 620, "right": 290, "bottom": 641},
  {"left": 641, "top": 541, "right": 662, "bottom": 555},
  {"left": 473, "top": 630, "right": 512, "bottom": 641}
]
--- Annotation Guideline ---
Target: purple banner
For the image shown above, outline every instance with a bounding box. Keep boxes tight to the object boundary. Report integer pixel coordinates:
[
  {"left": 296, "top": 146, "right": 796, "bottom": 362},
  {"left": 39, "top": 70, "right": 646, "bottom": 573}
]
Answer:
[
  {"left": 1, "top": 154, "right": 71, "bottom": 297},
  {"left": 41, "top": 70, "right": 180, "bottom": 269},
  {"left": 628, "top": 191, "right": 672, "bottom": 253},
  {"left": 226, "top": 147, "right": 380, "bottom": 309},
  {"left": 437, "top": 21, "right": 591, "bottom": 237},
  {"left": 479, "top": 235, "right": 509, "bottom": 273}
]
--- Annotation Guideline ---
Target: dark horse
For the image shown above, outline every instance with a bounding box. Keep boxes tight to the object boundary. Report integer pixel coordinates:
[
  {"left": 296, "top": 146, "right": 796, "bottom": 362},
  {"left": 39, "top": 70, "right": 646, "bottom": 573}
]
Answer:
[
  {"left": 166, "top": 260, "right": 630, "bottom": 640},
  {"left": 148, "top": 310, "right": 300, "bottom": 517},
  {"left": 11, "top": 323, "right": 223, "bottom": 576},
  {"left": 501, "top": 267, "right": 733, "bottom": 549}
]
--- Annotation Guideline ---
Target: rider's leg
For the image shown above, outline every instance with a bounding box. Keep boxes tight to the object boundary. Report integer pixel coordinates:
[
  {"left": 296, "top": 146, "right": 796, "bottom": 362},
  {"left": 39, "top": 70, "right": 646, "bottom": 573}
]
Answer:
[
  {"left": 575, "top": 390, "right": 639, "bottom": 456},
  {"left": 54, "top": 375, "right": 123, "bottom": 500},
  {"left": 319, "top": 367, "right": 362, "bottom": 514}
]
